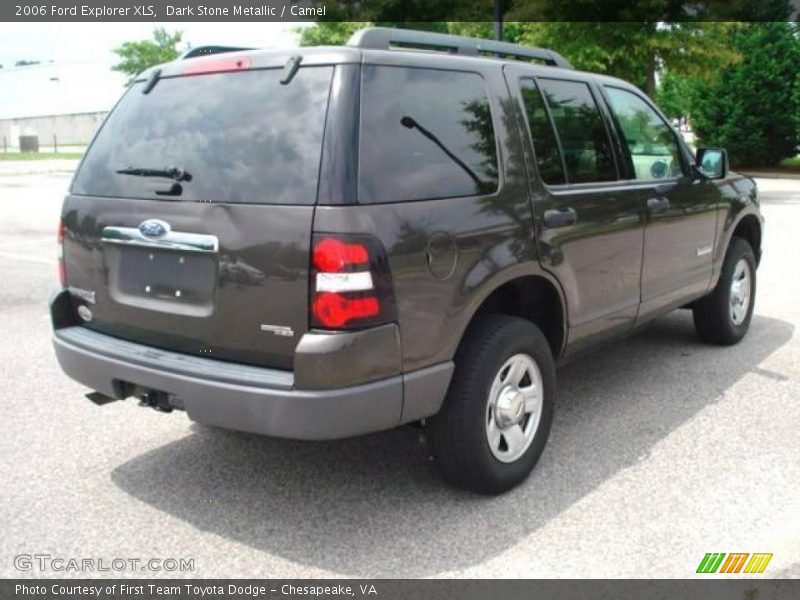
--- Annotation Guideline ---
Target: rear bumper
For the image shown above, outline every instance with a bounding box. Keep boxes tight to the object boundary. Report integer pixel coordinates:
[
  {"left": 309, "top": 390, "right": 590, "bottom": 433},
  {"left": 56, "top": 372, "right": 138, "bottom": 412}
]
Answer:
[{"left": 52, "top": 325, "right": 453, "bottom": 440}]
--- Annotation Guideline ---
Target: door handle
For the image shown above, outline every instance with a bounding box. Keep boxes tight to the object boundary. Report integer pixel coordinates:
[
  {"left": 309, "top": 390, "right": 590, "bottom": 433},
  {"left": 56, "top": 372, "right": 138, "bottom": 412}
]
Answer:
[
  {"left": 544, "top": 208, "right": 578, "bottom": 227},
  {"left": 646, "top": 196, "right": 670, "bottom": 215},
  {"left": 543, "top": 208, "right": 577, "bottom": 228}
]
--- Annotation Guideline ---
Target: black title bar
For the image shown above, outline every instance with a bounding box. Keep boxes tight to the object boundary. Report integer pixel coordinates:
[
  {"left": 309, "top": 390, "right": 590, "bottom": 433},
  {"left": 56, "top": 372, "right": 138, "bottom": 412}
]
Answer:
[
  {"left": 4, "top": 0, "right": 800, "bottom": 22},
  {"left": 5, "top": 579, "right": 800, "bottom": 600}
]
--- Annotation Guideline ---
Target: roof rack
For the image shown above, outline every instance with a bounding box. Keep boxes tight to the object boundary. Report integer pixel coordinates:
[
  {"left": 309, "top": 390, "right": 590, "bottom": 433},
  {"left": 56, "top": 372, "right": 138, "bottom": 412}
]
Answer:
[
  {"left": 181, "top": 46, "right": 253, "bottom": 60},
  {"left": 347, "top": 27, "right": 572, "bottom": 69}
]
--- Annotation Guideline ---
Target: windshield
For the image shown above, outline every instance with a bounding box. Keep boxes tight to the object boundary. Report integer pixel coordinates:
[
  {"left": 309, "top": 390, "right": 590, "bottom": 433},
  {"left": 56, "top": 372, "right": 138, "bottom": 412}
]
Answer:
[{"left": 72, "top": 66, "right": 333, "bottom": 205}]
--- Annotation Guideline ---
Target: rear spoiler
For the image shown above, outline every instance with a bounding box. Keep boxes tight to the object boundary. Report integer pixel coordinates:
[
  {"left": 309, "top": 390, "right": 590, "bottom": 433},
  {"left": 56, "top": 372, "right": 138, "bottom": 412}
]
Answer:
[{"left": 181, "top": 46, "right": 254, "bottom": 59}]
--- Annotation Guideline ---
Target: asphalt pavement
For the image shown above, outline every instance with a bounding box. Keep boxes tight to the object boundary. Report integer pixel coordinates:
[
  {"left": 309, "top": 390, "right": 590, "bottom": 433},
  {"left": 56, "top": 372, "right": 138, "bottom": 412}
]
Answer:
[{"left": 0, "top": 167, "right": 798, "bottom": 578}]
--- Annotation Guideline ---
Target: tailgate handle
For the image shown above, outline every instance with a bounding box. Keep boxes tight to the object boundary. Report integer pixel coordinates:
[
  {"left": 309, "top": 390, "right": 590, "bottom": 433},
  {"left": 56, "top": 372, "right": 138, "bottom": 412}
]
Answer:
[{"left": 101, "top": 226, "right": 219, "bottom": 254}]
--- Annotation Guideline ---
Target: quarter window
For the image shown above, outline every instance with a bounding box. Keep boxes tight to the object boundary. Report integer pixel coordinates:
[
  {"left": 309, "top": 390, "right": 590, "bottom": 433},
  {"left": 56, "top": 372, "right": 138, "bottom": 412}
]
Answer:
[
  {"left": 604, "top": 86, "right": 686, "bottom": 180},
  {"left": 536, "top": 78, "right": 617, "bottom": 184},
  {"left": 359, "top": 66, "right": 499, "bottom": 204}
]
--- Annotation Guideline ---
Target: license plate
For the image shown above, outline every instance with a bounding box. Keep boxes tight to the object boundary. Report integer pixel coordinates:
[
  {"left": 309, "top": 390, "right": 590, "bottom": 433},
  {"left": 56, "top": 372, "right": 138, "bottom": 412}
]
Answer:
[
  {"left": 118, "top": 247, "right": 216, "bottom": 302},
  {"left": 106, "top": 246, "right": 217, "bottom": 316}
]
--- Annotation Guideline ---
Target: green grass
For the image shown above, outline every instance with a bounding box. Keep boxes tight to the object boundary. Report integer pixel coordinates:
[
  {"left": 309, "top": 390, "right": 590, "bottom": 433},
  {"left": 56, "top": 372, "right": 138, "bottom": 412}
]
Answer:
[
  {"left": 0, "top": 152, "right": 84, "bottom": 161},
  {"left": 779, "top": 156, "right": 800, "bottom": 169}
]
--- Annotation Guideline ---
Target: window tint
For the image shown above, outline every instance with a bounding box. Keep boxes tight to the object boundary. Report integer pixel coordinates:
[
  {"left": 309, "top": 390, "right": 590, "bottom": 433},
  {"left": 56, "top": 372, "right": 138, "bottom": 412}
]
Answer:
[
  {"left": 605, "top": 86, "right": 685, "bottom": 180},
  {"left": 537, "top": 78, "right": 617, "bottom": 184},
  {"left": 520, "top": 78, "right": 566, "bottom": 185},
  {"left": 72, "top": 67, "right": 333, "bottom": 204},
  {"left": 359, "top": 66, "right": 498, "bottom": 204}
]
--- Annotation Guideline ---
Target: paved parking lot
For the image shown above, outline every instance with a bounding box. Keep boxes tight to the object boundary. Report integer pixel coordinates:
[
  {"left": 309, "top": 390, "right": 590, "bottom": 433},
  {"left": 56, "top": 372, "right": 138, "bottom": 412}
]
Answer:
[{"left": 0, "top": 170, "right": 798, "bottom": 578}]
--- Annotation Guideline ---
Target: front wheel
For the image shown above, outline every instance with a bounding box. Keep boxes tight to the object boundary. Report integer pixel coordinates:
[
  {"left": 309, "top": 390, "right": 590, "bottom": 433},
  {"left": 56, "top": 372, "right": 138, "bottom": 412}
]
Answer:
[
  {"left": 430, "top": 314, "right": 555, "bottom": 494},
  {"left": 693, "top": 237, "right": 757, "bottom": 345}
]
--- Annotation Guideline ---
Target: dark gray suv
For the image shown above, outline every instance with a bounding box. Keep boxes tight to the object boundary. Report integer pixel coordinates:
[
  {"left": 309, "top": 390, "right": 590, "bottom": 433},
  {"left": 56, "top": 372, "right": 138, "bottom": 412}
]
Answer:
[{"left": 51, "top": 28, "right": 763, "bottom": 494}]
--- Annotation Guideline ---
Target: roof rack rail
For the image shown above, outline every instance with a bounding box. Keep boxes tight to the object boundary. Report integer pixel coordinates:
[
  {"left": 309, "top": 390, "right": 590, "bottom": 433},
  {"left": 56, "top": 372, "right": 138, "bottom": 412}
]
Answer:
[
  {"left": 181, "top": 46, "right": 253, "bottom": 60},
  {"left": 347, "top": 27, "right": 572, "bottom": 69}
]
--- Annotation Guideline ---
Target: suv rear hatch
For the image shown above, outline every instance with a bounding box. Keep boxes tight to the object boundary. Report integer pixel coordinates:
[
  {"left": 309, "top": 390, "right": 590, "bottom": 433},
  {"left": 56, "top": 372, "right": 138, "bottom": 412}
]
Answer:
[{"left": 63, "top": 54, "right": 335, "bottom": 370}]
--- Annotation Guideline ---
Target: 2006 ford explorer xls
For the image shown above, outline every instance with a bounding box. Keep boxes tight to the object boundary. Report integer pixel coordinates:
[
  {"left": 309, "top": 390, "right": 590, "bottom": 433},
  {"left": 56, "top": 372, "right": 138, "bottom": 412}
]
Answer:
[{"left": 52, "top": 28, "right": 763, "bottom": 494}]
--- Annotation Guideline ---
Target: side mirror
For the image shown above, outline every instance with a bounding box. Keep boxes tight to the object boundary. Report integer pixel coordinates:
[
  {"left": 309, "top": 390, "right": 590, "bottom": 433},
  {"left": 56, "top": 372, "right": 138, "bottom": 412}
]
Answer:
[{"left": 696, "top": 148, "right": 728, "bottom": 179}]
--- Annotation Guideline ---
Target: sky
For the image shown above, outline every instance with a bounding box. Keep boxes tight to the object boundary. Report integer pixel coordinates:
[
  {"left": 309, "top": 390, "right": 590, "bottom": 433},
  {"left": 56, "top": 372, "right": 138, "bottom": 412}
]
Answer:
[
  {"left": 0, "top": 22, "right": 310, "bottom": 119},
  {"left": 0, "top": 22, "right": 306, "bottom": 66}
]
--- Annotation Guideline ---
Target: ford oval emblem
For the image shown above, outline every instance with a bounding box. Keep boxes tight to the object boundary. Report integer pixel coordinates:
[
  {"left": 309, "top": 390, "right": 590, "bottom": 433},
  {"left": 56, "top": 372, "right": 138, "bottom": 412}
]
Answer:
[{"left": 139, "top": 219, "right": 170, "bottom": 238}]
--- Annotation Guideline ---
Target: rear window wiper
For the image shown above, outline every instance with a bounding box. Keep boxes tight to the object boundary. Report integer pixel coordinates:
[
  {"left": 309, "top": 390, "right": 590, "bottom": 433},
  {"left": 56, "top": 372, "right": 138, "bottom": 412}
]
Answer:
[
  {"left": 400, "top": 116, "right": 484, "bottom": 189},
  {"left": 116, "top": 166, "right": 192, "bottom": 182}
]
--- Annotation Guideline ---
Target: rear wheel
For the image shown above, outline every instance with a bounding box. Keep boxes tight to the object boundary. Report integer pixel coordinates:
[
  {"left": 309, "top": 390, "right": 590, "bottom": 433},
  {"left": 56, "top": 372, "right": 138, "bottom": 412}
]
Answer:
[
  {"left": 430, "top": 314, "right": 555, "bottom": 494},
  {"left": 693, "top": 237, "right": 756, "bottom": 345}
]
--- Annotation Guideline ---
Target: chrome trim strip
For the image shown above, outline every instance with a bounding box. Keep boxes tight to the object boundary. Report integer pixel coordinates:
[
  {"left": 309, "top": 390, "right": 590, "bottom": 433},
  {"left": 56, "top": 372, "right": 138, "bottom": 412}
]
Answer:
[{"left": 101, "top": 226, "right": 219, "bottom": 253}]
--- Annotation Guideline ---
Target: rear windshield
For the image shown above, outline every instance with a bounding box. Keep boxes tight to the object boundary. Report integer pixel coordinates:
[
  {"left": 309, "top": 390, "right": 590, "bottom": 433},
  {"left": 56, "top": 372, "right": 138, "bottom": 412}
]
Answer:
[{"left": 72, "top": 66, "right": 333, "bottom": 205}]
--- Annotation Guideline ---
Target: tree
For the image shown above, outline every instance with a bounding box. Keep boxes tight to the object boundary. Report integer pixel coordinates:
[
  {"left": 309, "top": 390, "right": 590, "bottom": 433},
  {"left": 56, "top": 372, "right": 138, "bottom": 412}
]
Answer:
[
  {"left": 655, "top": 71, "right": 697, "bottom": 121},
  {"left": 296, "top": 0, "right": 790, "bottom": 104},
  {"left": 298, "top": 16, "right": 737, "bottom": 98},
  {"left": 112, "top": 28, "right": 182, "bottom": 84},
  {"left": 509, "top": 21, "right": 739, "bottom": 98},
  {"left": 690, "top": 22, "right": 800, "bottom": 166},
  {"left": 297, "top": 21, "right": 451, "bottom": 46},
  {"left": 794, "top": 73, "right": 800, "bottom": 151},
  {"left": 298, "top": 22, "right": 369, "bottom": 46},
  {"left": 506, "top": 0, "right": 800, "bottom": 98}
]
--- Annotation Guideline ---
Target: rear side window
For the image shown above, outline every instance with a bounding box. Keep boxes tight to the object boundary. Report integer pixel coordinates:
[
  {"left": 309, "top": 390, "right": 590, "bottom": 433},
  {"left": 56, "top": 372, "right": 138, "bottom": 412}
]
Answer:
[
  {"left": 358, "top": 66, "right": 499, "bottom": 204},
  {"left": 519, "top": 78, "right": 566, "bottom": 185},
  {"left": 536, "top": 78, "right": 617, "bottom": 184},
  {"left": 72, "top": 66, "right": 333, "bottom": 204}
]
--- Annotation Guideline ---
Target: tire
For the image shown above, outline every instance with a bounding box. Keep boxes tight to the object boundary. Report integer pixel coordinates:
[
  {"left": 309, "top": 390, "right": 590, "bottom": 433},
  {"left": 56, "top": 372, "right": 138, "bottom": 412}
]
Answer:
[
  {"left": 693, "top": 237, "right": 757, "bottom": 345},
  {"left": 430, "top": 314, "right": 555, "bottom": 494}
]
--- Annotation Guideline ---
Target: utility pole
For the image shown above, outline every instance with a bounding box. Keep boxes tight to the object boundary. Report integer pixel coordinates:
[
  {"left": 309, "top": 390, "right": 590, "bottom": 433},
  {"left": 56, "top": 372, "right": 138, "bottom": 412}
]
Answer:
[{"left": 493, "top": 0, "right": 504, "bottom": 41}]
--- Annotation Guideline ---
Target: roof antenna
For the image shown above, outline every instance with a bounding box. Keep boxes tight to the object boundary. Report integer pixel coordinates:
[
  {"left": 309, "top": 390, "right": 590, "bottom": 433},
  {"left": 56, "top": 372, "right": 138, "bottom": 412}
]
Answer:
[
  {"left": 280, "top": 54, "right": 302, "bottom": 85},
  {"left": 142, "top": 68, "right": 161, "bottom": 94}
]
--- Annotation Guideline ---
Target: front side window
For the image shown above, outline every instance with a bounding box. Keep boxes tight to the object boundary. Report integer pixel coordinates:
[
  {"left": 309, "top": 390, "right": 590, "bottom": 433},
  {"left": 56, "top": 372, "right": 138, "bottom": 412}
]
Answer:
[
  {"left": 605, "top": 86, "right": 686, "bottom": 181},
  {"left": 359, "top": 66, "right": 499, "bottom": 204},
  {"left": 536, "top": 78, "right": 617, "bottom": 184}
]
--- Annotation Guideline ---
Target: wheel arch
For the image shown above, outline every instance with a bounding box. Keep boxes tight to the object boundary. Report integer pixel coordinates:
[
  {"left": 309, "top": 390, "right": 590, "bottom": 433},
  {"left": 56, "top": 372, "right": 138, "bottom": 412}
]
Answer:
[
  {"left": 730, "top": 213, "right": 762, "bottom": 265},
  {"left": 455, "top": 267, "right": 568, "bottom": 360}
]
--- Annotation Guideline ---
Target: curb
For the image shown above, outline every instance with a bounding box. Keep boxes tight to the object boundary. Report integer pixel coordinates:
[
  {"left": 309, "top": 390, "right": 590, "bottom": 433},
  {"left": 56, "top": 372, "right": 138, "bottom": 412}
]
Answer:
[{"left": 738, "top": 171, "right": 800, "bottom": 180}]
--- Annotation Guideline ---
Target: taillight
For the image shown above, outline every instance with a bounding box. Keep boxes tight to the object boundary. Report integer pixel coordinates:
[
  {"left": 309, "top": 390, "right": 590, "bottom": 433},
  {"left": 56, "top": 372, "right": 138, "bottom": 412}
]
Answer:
[
  {"left": 310, "top": 234, "right": 396, "bottom": 330},
  {"left": 183, "top": 56, "right": 251, "bottom": 76},
  {"left": 57, "top": 218, "right": 66, "bottom": 287}
]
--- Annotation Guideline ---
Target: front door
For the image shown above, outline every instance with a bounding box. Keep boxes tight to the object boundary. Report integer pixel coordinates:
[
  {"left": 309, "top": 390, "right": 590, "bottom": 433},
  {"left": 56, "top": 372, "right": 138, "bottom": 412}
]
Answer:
[{"left": 599, "top": 85, "right": 719, "bottom": 318}]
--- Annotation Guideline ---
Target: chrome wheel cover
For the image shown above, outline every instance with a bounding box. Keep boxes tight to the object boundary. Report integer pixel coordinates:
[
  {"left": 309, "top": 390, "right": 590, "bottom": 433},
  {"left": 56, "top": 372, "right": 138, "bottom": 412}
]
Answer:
[
  {"left": 729, "top": 258, "right": 752, "bottom": 326},
  {"left": 485, "top": 353, "right": 544, "bottom": 463}
]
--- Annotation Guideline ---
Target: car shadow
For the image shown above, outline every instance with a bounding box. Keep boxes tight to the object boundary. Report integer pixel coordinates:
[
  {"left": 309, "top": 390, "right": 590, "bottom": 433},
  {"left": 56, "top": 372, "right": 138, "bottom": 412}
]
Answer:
[{"left": 111, "top": 311, "right": 793, "bottom": 577}]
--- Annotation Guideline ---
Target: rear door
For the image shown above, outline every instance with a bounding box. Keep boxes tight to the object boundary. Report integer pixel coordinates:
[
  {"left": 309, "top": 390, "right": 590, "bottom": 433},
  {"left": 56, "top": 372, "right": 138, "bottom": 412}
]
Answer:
[
  {"left": 506, "top": 66, "right": 646, "bottom": 352},
  {"left": 63, "top": 62, "right": 334, "bottom": 369},
  {"left": 599, "top": 84, "right": 719, "bottom": 318}
]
